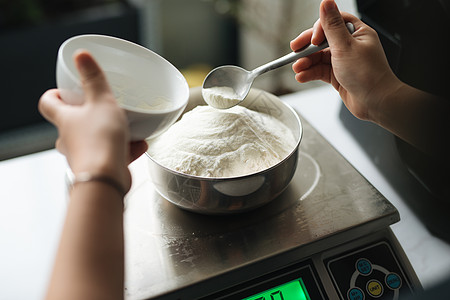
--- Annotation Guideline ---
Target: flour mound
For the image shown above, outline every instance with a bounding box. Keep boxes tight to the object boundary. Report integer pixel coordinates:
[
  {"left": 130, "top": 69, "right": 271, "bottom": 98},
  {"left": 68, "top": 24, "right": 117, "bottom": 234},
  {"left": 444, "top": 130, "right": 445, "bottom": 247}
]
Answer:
[
  {"left": 202, "top": 86, "right": 241, "bottom": 109},
  {"left": 147, "top": 105, "right": 296, "bottom": 177}
]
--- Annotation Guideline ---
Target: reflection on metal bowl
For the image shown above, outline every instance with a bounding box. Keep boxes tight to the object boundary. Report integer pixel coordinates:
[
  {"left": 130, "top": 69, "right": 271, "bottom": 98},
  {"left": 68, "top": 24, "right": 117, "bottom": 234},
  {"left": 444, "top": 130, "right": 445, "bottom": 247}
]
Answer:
[{"left": 145, "top": 87, "right": 302, "bottom": 214}]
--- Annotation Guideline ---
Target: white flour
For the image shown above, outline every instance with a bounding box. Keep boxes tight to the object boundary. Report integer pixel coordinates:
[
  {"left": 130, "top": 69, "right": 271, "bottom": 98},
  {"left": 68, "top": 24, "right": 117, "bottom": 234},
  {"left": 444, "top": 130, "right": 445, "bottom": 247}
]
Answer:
[
  {"left": 147, "top": 105, "right": 296, "bottom": 177},
  {"left": 202, "top": 86, "right": 241, "bottom": 108}
]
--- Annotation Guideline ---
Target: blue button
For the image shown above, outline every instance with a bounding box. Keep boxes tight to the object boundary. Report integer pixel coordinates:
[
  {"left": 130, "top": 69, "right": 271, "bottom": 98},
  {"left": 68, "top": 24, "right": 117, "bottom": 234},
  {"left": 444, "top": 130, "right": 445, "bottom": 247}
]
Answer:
[
  {"left": 356, "top": 258, "right": 372, "bottom": 275},
  {"left": 386, "top": 273, "right": 402, "bottom": 289},
  {"left": 348, "top": 287, "right": 364, "bottom": 300}
]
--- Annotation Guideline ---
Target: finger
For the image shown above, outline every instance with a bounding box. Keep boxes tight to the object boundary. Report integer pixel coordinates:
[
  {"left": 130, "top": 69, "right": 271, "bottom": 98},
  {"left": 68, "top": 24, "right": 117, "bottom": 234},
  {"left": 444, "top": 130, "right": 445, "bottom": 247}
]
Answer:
[
  {"left": 292, "top": 50, "right": 331, "bottom": 73},
  {"left": 295, "top": 63, "right": 332, "bottom": 84},
  {"left": 74, "top": 50, "right": 112, "bottom": 103},
  {"left": 319, "top": 0, "right": 353, "bottom": 51},
  {"left": 38, "top": 89, "right": 65, "bottom": 125},
  {"left": 292, "top": 57, "right": 313, "bottom": 73},
  {"left": 129, "top": 141, "right": 148, "bottom": 163},
  {"left": 290, "top": 28, "right": 313, "bottom": 52},
  {"left": 311, "top": 19, "right": 326, "bottom": 46}
]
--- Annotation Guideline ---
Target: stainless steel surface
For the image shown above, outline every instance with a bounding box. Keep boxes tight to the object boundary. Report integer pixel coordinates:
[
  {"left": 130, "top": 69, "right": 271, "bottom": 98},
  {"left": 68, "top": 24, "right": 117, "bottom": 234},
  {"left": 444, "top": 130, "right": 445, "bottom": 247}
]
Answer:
[
  {"left": 145, "top": 87, "right": 302, "bottom": 214},
  {"left": 201, "top": 23, "right": 355, "bottom": 109},
  {"left": 124, "top": 110, "right": 399, "bottom": 299}
]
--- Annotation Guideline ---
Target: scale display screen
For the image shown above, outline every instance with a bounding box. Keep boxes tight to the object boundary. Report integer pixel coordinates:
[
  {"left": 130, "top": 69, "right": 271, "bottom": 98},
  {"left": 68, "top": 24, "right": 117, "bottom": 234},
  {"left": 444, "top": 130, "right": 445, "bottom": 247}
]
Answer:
[
  {"left": 202, "top": 260, "right": 325, "bottom": 300},
  {"left": 242, "top": 278, "right": 310, "bottom": 300}
]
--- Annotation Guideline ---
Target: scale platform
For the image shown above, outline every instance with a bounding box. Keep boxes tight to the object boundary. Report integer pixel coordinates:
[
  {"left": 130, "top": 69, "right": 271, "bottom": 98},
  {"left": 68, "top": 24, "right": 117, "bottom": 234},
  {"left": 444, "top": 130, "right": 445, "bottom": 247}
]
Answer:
[{"left": 123, "top": 114, "right": 421, "bottom": 299}]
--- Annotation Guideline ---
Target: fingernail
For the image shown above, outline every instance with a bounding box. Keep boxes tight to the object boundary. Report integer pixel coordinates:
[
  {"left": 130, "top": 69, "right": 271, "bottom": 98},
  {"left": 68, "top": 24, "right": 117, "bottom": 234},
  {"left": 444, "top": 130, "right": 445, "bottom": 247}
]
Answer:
[
  {"left": 290, "top": 35, "right": 299, "bottom": 45},
  {"left": 311, "top": 27, "right": 318, "bottom": 45},
  {"left": 73, "top": 49, "right": 89, "bottom": 72},
  {"left": 292, "top": 31, "right": 305, "bottom": 42},
  {"left": 323, "top": 0, "right": 338, "bottom": 14}
]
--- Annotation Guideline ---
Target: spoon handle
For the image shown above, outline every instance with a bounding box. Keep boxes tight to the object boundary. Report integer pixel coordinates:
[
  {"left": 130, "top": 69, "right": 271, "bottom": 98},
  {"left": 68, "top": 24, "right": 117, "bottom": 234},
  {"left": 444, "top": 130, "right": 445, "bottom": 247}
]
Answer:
[{"left": 251, "top": 22, "right": 355, "bottom": 77}]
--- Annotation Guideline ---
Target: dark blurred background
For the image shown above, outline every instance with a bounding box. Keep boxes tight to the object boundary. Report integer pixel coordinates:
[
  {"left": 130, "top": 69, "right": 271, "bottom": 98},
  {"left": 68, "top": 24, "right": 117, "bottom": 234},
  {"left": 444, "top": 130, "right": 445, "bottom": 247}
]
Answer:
[
  {"left": 0, "top": 0, "right": 140, "bottom": 159},
  {"left": 357, "top": 0, "right": 449, "bottom": 98}
]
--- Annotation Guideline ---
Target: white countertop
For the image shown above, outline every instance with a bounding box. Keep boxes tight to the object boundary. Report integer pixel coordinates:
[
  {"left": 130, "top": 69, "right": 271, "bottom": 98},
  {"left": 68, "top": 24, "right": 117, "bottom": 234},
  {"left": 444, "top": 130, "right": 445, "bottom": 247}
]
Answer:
[{"left": 1, "top": 85, "right": 449, "bottom": 300}]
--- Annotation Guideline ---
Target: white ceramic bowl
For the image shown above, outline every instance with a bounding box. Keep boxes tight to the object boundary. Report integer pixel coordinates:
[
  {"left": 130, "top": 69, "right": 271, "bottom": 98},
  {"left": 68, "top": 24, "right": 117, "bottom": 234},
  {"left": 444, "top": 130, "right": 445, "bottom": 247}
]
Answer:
[{"left": 56, "top": 34, "right": 189, "bottom": 140}]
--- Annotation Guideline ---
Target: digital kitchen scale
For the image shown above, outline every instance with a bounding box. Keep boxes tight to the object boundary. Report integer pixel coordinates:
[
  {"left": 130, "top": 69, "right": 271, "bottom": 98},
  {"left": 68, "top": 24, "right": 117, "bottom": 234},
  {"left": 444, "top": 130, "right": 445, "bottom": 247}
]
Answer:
[{"left": 123, "top": 115, "right": 421, "bottom": 300}]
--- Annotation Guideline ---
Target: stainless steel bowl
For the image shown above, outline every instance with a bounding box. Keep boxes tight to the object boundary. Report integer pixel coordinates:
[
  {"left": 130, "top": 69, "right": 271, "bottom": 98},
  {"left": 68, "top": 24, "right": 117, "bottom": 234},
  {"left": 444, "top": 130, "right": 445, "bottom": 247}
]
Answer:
[{"left": 145, "top": 87, "right": 302, "bottom": 214}]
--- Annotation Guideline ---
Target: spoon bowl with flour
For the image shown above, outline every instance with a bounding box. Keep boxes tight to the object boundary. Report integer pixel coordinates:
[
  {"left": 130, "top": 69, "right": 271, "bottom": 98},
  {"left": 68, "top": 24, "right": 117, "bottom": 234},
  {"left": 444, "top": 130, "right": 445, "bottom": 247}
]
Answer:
[{"left": 202, "top": 22, "right": 354, "bottom": 109}]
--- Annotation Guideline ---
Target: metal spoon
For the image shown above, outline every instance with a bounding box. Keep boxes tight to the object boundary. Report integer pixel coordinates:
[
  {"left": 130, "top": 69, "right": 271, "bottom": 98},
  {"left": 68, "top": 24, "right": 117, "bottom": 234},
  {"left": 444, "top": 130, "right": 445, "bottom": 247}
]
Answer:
[{"left": 202, "top": 22, "right": 355, "bottom": 109}]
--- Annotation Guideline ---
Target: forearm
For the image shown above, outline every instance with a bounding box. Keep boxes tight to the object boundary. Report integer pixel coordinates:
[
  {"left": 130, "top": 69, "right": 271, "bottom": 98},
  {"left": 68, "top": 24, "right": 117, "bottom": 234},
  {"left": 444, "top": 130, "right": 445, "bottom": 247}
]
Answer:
[
  {"left": 373, "top": 81, "right": 449, "bottom": 157},
  {"left": 46, "top": 182, "right": 125, "bottom": 300}
]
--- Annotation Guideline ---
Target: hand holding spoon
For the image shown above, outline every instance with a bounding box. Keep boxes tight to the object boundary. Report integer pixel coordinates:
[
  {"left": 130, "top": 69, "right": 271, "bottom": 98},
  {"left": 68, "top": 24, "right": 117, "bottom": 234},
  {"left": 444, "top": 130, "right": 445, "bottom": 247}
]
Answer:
[{"left": 202, "top": 22, "right": 355, "bottom": 109}]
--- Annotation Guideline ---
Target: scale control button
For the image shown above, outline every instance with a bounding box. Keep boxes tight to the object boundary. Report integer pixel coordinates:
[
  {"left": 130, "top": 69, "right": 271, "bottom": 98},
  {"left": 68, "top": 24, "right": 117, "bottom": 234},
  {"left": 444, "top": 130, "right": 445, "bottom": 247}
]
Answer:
[
  {"left": 385, "top": 272, "right": 402, "bottom": 290},
  {"left": 366, "top": 279, "right": 383, "bottom": 298},
  {"left": 356, "top": 258, "right": 372, "bottom": 275},
  {"left": 347, "top": 287, "right": 365, "bottom": 300}
]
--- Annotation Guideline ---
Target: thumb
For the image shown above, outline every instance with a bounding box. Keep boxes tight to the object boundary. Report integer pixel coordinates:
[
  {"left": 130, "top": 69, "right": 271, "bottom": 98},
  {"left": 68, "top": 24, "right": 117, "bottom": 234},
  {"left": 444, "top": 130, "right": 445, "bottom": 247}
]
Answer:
[
  {"left": 74, "top": 50, "right": 112, "bottom": 103},
  {"left": 320, "top": 0, "right": 352, "bottom": 50}
]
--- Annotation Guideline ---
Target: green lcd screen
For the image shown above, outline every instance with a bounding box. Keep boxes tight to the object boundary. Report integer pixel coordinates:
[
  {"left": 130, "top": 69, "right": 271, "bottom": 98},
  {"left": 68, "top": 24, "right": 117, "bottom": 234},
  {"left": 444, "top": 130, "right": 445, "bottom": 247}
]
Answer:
[{"left": 242, "top": 278, "right": 311, "bottom": 300}]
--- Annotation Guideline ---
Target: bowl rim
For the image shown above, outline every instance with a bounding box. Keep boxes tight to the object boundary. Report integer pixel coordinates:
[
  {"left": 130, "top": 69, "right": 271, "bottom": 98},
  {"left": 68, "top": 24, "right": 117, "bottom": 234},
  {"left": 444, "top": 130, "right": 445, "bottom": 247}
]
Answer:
[
  {"left": 57, "top": 34, "right": 189, "bottom": 114},
  {"left": 145, "top": 91, "right": 303, "bottom": 180}
]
